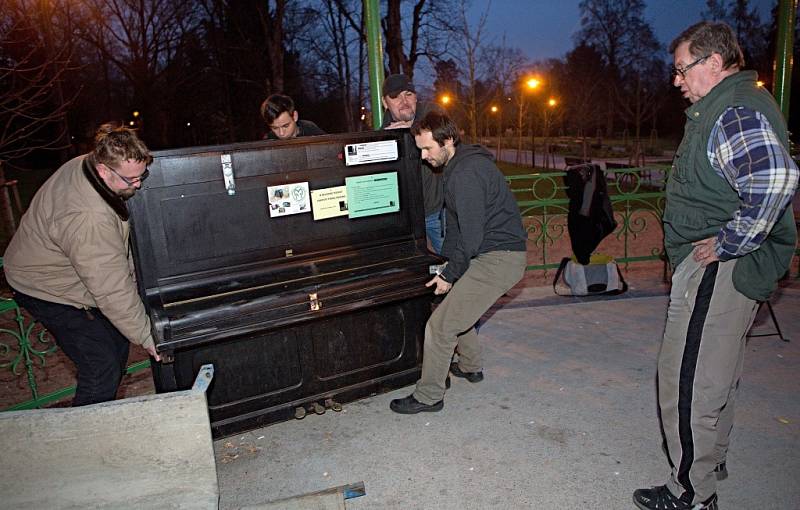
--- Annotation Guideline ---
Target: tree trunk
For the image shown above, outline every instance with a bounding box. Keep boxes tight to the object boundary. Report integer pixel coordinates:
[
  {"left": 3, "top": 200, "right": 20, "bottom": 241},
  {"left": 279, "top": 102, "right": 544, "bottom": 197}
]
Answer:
[
  {"left": 384, "top": 0, "right": 407, "bottom": 75},
  {"left": 266, "top": 0, "right": 286, "bottom": 92}
]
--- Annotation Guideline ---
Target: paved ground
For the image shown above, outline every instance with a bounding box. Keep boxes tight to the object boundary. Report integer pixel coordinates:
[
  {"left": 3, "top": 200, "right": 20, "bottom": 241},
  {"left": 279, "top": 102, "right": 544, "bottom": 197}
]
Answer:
[{"left": 213, "top": 279, "right": 800, "bottom": 509}]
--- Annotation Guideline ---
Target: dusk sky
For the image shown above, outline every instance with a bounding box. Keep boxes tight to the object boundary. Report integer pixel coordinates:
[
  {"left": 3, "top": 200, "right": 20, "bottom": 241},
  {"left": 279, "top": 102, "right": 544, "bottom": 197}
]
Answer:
[{"left": 465, "top": 0, "right": 777, "bottom": 62}]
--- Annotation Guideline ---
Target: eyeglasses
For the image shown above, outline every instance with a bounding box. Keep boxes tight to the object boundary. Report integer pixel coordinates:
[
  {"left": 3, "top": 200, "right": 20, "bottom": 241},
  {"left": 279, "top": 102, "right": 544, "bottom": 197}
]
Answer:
[
  {"left": 104, "top": 163, "right": 149, "bottom": 186},
  {"left": 670, "top": 55, "right": 710, "bottom": 79}
]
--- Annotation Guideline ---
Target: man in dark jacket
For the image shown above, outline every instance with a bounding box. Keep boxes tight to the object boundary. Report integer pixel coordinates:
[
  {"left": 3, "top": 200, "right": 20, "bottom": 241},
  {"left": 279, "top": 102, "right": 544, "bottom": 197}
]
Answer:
[
  {"left": 261, "top": 93, "right": 325, "bottom": 140},
  {"left": 633, "top": 22, "right": 798, "bottom": 510},
  {"left": 390, "top": 111, "right": 528, "bottom": 414},
  {"left": 380, "top": 74, "right": 446, "bottom": 254}
]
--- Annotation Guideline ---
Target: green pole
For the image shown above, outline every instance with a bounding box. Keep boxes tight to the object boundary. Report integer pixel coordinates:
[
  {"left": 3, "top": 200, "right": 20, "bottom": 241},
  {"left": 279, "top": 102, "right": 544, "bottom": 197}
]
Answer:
[
  {"left": 772, "top": 0, "right": 797, "bottom": 122},
  {"left": 365, "top": 0, "right": 384, "bottom": 129}
]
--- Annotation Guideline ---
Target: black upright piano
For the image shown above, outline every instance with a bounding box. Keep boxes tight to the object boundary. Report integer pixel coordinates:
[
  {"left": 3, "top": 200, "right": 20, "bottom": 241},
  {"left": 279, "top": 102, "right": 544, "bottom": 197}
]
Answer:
[{"left": 128, "top": 130, "right": 441, "bottom": 437}]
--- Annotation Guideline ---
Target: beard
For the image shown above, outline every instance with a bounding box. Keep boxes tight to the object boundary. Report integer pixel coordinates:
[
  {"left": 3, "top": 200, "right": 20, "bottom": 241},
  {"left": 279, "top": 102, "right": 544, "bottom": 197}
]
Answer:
[
  {"left": 117, "top": 188, "right": 136, "bottom": 200},
  {"left": 394, "top": 109, "right": 415, "bottom": 122},
  {"left": 427, "top": 151, "right": 450, "bottom": 168}
]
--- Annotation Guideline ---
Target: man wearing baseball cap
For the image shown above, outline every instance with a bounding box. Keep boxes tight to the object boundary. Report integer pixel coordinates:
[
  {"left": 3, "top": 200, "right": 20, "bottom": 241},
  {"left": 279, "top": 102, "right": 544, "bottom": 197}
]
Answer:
[{"left": 381, "top": 74, "right": 445, "bottom": 254}]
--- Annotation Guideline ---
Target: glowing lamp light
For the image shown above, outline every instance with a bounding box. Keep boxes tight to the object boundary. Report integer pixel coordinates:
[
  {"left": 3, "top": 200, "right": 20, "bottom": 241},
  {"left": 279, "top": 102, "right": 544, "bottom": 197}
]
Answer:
[
  {"left": 526, "top": 78, "right": 541, "bottom": 90},
  {"left": 548, "top": 98, "right": 557, "bottom": 107},
  {"left": 132, "top": 111, "right": 140, "bottom": 118},
  {"left": 440, "top": 94, "right": 451, "bottom": 105},
  {"left": 490, "top": 106, "right": 498, "bottom": 113}
]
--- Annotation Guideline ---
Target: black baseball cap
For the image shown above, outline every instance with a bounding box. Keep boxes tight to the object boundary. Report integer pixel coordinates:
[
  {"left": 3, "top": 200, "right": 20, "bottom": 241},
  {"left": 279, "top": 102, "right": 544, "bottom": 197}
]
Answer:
[{"left": 382, "top": 74, "right": 416, "bottom": 98}]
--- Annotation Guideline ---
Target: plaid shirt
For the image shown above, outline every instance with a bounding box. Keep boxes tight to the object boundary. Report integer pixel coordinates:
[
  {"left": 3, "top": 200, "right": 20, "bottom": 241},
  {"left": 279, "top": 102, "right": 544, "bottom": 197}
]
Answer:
[{"left": 707, "top": 106, "right": 799, "bottom": 260}]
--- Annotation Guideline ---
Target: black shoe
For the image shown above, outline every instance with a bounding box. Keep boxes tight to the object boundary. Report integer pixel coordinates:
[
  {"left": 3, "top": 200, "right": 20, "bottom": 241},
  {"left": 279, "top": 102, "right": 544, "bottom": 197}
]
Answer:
[
  {"left": 714, "top": 462, "right": 728, "bottom": 481},
  {"left": 449, "top": 362, "right": 484, "bottom": 383},
  {"left": 389, "top": 394, "right": 443, "bottom": 414},
  {"left": 633, "top": 485, "right": 718, "bottom": 510},
  {"left": 445, "top": 376, "right": 451, "bottom": 389}
]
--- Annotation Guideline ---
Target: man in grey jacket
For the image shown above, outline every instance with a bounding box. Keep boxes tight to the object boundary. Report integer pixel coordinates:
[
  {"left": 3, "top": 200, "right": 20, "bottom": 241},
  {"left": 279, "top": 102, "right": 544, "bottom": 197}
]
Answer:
[
  {"left": 390, "top": 111, "right": 528, "bottom": 414},
  {"left": 4, "top": 124, "right": 160, "bottom": 406}
]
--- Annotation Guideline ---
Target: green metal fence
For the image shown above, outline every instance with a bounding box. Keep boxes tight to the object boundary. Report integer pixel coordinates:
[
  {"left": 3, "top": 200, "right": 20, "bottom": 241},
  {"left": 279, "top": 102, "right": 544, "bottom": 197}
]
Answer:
[
  {"left": 509, "top": 165, "right": 670, "bottom": 272},
  {"left": 0, "top": 290, "right": 151, "bottom": 411}
]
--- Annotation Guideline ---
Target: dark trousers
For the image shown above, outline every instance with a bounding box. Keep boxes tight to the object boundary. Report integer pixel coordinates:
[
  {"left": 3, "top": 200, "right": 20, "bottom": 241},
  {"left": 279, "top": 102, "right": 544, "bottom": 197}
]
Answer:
[{"left": 12, "top": 290, "right": 130, "bottom": 406}]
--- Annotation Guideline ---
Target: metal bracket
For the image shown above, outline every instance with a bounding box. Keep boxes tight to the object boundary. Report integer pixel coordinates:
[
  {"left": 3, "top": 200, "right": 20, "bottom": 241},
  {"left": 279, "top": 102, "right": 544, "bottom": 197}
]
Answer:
[
  {"left": 221, "top": 154, "right": 235, "bottom": 195},
  {"left": 191, "top": 364, "right": 215, "bottom": 393},
  {"left": 309, "top": 292, "right": 321, "bottom": 311}
]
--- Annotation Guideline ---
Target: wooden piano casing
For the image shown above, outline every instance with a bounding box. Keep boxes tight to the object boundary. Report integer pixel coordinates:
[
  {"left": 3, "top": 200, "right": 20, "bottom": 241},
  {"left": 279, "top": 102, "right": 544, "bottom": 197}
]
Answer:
[{"left": 128, "top": 131, "right": 440, "bottom": 437}]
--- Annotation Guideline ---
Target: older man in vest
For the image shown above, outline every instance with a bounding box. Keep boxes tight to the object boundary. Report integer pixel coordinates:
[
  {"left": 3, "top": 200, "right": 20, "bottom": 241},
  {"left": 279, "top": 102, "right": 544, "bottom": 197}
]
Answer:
[{"left": 633, "top": 22, "right": 798, "bottom": 510}]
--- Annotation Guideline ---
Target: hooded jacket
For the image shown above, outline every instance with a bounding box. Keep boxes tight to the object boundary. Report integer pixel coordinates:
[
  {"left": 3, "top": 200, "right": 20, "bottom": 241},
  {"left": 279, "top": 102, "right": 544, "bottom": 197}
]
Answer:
[
  {"left": 439, "top": 144, "right": 528, "bottom": 282},
  {"left": 4, "top": 155, "right": 155, "bottom": 351}
]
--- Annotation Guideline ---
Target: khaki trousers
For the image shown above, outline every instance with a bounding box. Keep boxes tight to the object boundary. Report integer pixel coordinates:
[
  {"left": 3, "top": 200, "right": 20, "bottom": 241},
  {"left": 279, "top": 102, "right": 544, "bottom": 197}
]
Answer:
[
  {"left": 658, "top": 256, "right": 758, "bottom": 504},
  {"left": 413, "top": 250, "right": 527, "bottom": 404}
]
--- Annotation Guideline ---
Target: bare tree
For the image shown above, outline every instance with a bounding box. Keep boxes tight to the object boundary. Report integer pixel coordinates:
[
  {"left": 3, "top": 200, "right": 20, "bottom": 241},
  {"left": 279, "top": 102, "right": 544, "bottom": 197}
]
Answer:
[
  {"left": 0, "top": 3, "right": 77, "bottom": 165},
  {"left": 614, "top": 24, "right": 666, "bottom": 164},
  {"left": 481, "top": 43, "right": 528, "bottom": 160},
  {"left": 260, "top": 0, "right": 287, "bottom": 93},
  {"left": 78, "top": 0, "right": 202, "bottom": 146},
  {"left": 555, "top": 43, "right": 606, "bottom": 145},
  {"left": 0, "top": 2, "right": 81, "bottom": 231},
  {"left": 312, "top": 0, "right": 362, "bottom": 130},
  {"left": 576, "top": 0, "right": 651, "bottom": 137},
  {"left": 438, "top": 0, "right": 490, "bottom": 140},
  {"left": 382, "top": 0, "right": 451, "bottom": 81}
]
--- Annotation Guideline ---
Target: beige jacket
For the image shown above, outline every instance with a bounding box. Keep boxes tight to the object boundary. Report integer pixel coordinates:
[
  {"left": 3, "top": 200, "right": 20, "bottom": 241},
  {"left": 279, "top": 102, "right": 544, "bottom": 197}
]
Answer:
[{"left": 4, "top": 155, "right": 154, "bottom": 351}]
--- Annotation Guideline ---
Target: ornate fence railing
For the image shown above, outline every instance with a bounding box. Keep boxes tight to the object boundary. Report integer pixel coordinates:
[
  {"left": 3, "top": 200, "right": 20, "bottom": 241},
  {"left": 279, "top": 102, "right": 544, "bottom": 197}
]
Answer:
[
  {"left": 0, "top": 260, "right": 152, "bottom": 411},
  {"left": 508, "top": 165, "right": 670, "bottom": 273}
]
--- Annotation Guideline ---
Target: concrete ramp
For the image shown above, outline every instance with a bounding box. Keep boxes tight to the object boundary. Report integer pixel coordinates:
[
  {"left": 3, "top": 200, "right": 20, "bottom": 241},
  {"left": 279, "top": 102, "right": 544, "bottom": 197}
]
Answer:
[{"left": 0, "top": 365, "right": 218, "bottom": 509}]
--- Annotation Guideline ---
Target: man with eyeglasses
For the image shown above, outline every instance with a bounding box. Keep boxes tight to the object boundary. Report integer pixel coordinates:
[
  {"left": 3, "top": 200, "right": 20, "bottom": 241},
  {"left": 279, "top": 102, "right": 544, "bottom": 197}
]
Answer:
[
  {"left": 4, "top": 123, "right": 161, "bottom": 407},
  {"left": 633, "top": 22, "right": 798, "bottom": 510}
]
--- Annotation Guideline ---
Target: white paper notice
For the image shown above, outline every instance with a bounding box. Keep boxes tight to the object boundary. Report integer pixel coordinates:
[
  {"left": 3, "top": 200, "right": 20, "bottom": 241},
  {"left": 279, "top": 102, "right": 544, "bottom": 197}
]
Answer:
[
  {"left": 344, "top": 140, "right": 399, "bottom": 166},
  {"left": 267, "top": 182, "right": 311, "bottom": 217}
]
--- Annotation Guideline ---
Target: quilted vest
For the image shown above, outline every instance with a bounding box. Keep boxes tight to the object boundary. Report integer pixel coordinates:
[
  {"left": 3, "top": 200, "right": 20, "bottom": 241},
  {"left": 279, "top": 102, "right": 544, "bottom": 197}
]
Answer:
[{"left": 663, "top": 70, "right": 797, "bottom": 301}]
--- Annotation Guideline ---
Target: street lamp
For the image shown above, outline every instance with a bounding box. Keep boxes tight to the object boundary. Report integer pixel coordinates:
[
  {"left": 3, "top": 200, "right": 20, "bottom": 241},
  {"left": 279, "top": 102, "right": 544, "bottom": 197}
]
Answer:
[
  {"left": 543, "top": 97, "right": 559, "bottom": 169},
  {"left": 525, "top": 76, "right": 542, "bottom": 168},
  {"left": 440, "top": 94, "right": 452, "bottom": 106},
  {"left": 490, "top": 105, "right": 500, "bottom": 158}
]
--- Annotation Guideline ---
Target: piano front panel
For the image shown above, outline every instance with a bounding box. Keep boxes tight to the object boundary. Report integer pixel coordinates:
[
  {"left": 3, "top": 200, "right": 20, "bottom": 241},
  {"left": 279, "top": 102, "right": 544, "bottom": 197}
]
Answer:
[{"left": 310, "top": 302, "right": 407, "bottom": 380}]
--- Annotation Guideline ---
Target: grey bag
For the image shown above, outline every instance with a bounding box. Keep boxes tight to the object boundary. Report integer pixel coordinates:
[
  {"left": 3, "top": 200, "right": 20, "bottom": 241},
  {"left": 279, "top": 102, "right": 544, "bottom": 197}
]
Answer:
[{"left": 552, "top": 255, "right": 627, "bottom": 296}]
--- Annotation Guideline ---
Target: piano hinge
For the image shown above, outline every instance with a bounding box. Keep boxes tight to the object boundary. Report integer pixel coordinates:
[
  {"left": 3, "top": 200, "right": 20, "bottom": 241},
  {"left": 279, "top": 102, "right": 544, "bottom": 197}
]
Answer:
[{"left": 309, "top": 292, "right": 321, "bottom": 311}]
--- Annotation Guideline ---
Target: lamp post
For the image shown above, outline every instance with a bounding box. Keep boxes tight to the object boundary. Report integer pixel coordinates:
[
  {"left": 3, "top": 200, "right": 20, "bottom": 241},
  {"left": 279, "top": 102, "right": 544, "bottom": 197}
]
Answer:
[
  {"left": 525, "top": 77, "right": 541, "bottom": 168},
  {"left": 490, "top": 105, "right": 499, "bottom": 158},
  {"left": 543, "top": 97, "right": 558, "bottom": 169}
]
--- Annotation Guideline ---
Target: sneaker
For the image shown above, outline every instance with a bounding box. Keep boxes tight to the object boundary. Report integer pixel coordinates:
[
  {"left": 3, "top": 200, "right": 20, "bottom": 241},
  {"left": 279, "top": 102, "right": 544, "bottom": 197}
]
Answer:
[
  {"left": 633, "top": 485, "right": 718, "bottom": 510},
  {"left": 449, "top": 362, "right": 484, "bottom": 383},
  {"left": 389, "top": 394, "right": 443, "bottom": 414},
  {"left": 714, "top": 462, "right": 728, "bottom": 481}
]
